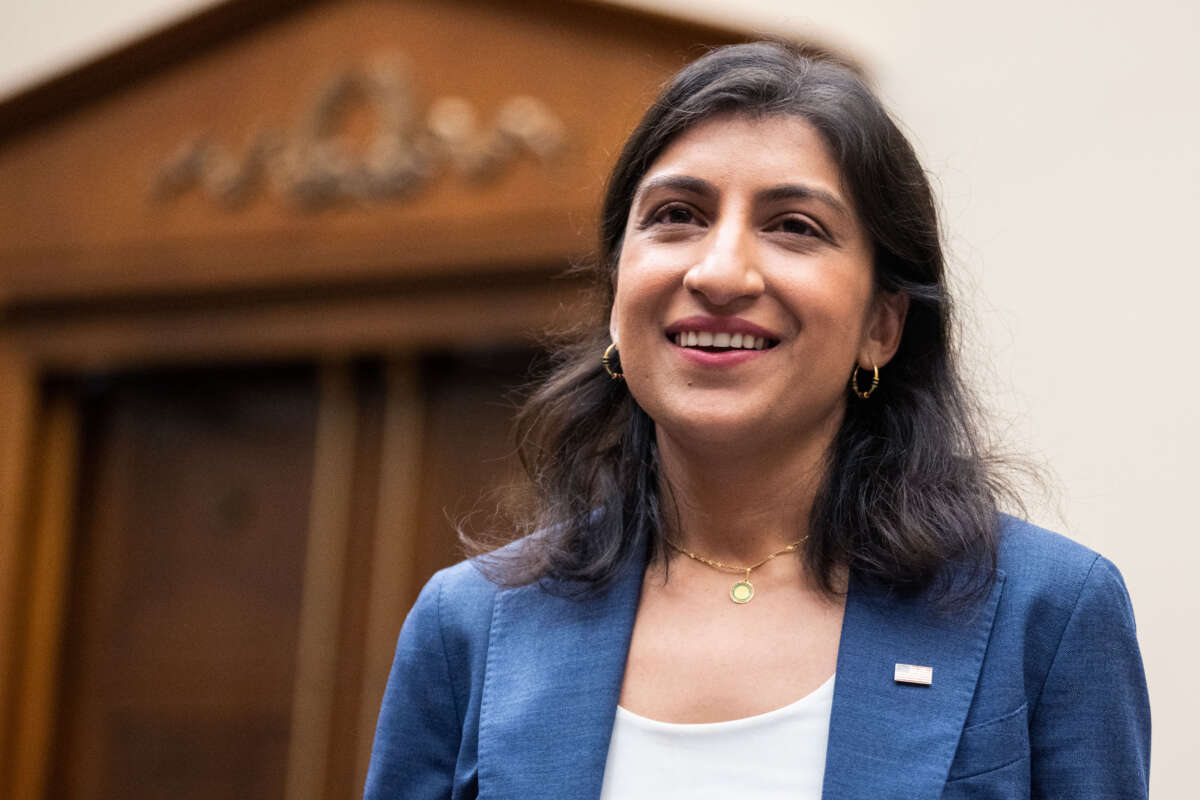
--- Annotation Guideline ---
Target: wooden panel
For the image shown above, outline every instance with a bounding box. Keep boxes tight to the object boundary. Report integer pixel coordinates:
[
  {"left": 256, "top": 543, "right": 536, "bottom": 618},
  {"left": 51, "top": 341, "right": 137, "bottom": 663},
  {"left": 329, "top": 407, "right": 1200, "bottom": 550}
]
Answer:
[
  {"left": 35, "top": 351, "right": 540, "bottom": 799},
  {"left": 10, "top": 390, "right": 80, "bottom": 800},
  {"left": 313, "top": 351, "right": 536, "bottom": 799},
  {"left": 0, "top": 348, "right": 35, "bottom": 786},
  {"left": 0, "top": 0, "right": 738, "bottom": 303},
  {"left": 3, "top": 273, "right": 591, "bottom": 371},
  {"left": 50, "top": 366, "right": 319, "bottom": 800},
  {"left": 351, "top": 361, "right": 424, "bottom": 798},
  {"left": 285, "top": 364, "right": 358, "bottom": 800},
  {"left": 412, "top": 347, "right": 535, "bottom": 594}
]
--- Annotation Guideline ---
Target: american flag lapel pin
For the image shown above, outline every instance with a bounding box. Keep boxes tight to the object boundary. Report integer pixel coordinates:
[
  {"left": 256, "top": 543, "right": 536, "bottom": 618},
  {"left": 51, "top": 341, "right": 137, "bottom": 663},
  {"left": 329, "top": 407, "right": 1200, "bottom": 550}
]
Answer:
[{"left": 894, "top": 663, "right": 933, "bottom": 686}]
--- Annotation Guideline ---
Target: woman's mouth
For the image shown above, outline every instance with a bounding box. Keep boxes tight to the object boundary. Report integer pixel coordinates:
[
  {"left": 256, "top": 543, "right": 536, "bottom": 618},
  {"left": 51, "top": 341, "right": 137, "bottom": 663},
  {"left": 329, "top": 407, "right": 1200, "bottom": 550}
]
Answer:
[{"left": 670, "top": 331, "right": 778, "bottom": 351}]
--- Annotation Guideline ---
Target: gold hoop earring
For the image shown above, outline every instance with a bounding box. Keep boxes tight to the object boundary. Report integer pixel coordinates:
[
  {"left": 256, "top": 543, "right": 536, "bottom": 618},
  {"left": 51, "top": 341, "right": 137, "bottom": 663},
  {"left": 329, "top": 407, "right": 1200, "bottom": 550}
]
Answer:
[
  {"left": 850, "top": 362, "right": 879, "bottom": 399},
  {"left": 602, "top": 342, "right": 624, "bottom": 380}
]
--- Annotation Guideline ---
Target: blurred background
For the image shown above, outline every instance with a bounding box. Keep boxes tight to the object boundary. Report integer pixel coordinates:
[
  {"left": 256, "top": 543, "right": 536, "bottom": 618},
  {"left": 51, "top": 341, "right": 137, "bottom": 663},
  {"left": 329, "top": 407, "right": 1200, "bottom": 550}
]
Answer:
[{"left": 0, "top": 0, "right": 1195, "bottom": 797}]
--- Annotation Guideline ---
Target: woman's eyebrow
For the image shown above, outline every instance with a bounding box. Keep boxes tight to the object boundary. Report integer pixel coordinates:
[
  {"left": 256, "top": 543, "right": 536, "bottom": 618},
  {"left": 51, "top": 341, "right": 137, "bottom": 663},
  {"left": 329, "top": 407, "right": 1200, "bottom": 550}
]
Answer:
[
  {"left": 634, "top": 174, "right": 715, "bottom": 204},
  {"left": 756, "top": 183, "right": 851, "bottom": 219}
]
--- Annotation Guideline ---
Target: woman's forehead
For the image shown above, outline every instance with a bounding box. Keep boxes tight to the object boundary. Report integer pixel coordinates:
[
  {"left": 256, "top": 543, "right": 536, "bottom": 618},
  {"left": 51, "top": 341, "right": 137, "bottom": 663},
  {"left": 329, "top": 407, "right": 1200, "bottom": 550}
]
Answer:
[{"left": 635, "top": 114, "right": 847, "bottom": 204}]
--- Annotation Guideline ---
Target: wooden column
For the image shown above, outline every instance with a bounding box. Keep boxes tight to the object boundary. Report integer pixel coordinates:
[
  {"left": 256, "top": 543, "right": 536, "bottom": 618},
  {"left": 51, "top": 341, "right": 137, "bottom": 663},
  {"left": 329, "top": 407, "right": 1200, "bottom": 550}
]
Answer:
[
  {"left": 353, "top": 361, "right": 426, "bottom": 795},
  {"left": 0, "top": 347, "right": 35, "bottom": 788},
  {"left": 285, "top": 364, "right": 359, "bottom": 800},
  {"left": 10, "top": 389, "right": 80, "bottom": 800}
]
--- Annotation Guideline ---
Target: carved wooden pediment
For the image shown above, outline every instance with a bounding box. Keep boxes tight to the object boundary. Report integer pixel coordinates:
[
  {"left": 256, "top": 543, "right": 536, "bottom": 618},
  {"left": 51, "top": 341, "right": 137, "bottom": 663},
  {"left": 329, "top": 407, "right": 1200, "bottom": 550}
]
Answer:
[
  {"left": 150, "top": 55, "right": 568, "bottom": 211},
  {"left": 0, "top": 0, "right": 741, "bottom": 304}
]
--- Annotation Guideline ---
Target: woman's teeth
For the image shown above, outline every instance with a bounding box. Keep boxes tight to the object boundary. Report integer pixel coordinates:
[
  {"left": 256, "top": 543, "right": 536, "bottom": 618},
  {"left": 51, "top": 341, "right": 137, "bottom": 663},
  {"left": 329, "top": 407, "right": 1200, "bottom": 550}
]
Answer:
[{"left": 674, "top": 331, "right": 768, "bottom": 350}]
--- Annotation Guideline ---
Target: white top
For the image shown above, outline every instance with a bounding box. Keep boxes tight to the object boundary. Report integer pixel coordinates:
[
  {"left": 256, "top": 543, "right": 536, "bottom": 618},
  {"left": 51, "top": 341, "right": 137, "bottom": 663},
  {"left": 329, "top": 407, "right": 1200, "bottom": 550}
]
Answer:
[{"left": 598, "top": 674, "right": 836, "bottom": 800}]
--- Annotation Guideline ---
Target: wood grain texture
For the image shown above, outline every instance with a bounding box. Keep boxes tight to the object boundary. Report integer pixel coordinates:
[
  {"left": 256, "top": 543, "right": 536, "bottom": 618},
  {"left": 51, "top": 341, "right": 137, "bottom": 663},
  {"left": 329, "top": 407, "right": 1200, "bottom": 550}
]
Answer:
[
  {"left": 4, "top": 272, "right": 593, "bottom": 371},
  {"left": 353, "top": 361, "right": 424, "bottom": 797},
  {"left": 10, "top": 389, "right": 80, "bottom": 800},
  {"left": 285, "top": 364, "right": 359, "bottom": 800},
  {"left": 0, "top": 348, "right": 35, "bottom": 791},
  {"left": 50, "top": 367, "right": 318, "bottom": 800}
]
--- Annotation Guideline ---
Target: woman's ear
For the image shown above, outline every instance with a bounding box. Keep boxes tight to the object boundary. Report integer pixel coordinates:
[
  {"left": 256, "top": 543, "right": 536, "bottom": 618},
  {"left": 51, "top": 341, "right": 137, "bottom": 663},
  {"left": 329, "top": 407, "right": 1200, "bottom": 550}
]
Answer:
[
  {"left": 608, "top": 305, "right": 619, "bottom": 345},
  {"left": 860, "top": 291, "right": 909, "bottom": 367}
]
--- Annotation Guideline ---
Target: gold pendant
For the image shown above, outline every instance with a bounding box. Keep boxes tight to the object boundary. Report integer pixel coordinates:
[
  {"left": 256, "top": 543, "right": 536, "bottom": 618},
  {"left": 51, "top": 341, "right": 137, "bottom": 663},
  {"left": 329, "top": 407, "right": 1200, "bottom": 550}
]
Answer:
[{"left": 730, "top": 579, "right": 754, "bottom": 604}]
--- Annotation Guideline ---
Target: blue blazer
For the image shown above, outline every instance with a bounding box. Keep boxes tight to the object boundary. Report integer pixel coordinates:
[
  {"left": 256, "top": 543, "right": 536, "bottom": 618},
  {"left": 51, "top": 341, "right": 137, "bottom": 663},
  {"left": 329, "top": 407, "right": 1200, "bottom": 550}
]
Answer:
[{"left": 364, "top": 517, "right": 1150, "bottom": 798}]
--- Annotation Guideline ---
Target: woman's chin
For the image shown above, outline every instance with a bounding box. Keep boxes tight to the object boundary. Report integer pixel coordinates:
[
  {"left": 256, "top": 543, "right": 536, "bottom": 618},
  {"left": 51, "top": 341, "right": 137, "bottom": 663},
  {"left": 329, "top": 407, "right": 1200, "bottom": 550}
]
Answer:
[
  {"left": 653, "top": 409, "right": 790, "bottom": 456},
  {"left": 646, "top": 396, "right": 846, "bottom": 463}
]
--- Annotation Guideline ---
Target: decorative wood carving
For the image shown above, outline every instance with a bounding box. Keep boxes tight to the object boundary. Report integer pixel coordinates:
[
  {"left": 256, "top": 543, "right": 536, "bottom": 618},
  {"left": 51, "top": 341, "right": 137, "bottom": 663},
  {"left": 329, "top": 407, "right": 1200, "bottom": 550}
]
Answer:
[{"left": 152, "top": 55, "right": 566, "bottom": 211}]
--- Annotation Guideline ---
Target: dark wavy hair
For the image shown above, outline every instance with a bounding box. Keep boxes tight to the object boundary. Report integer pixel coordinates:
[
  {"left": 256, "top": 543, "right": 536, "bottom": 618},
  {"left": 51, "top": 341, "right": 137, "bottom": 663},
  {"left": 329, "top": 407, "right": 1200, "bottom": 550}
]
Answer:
[{"left": 464, "top": 41, "right": 1016, "bottom": 604}]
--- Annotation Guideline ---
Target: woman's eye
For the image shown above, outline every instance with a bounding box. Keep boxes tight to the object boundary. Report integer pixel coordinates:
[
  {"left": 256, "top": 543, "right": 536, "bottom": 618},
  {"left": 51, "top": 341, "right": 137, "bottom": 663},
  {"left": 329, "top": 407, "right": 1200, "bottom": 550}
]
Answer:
[
  {"left": 652, "top": 204, "right": 699, "bottom": 225},
  {"left": 773, "top": 216, "right": 823, "bottom": 238}
]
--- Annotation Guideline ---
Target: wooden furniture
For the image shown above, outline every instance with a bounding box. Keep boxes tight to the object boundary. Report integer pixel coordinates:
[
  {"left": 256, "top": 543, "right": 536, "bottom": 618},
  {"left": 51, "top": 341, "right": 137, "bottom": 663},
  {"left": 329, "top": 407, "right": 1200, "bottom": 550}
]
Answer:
[{"left": 0, "top": 1, "right": 750, "bottom": 797}]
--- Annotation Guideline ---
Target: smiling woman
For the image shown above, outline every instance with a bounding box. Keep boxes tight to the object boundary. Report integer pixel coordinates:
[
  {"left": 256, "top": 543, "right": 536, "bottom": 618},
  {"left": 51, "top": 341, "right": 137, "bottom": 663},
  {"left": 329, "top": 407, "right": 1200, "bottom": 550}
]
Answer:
[
  {"left": 611, "top": 114, "right": 904, "bottom": 460},
  {"left": 364, "top": 42, "right": 1150, "bottom": 800}
]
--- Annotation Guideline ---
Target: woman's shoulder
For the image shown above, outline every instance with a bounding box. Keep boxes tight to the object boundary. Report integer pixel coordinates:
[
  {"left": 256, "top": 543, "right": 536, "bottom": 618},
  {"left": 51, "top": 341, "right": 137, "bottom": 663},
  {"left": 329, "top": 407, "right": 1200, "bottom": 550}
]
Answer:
[
  {"left": 411, "top": 557, "right": 503, "bottom": 636},
  {"left": 996, "top": 514, "right": 1099, "bottom": 571},
  {"left": 993, "top": 514, "right": 1136, "bottom": 623},
  {"left": 393, "top": 557, "right": 507, "bottom": 706},
  {"left": 409, "top": 536, "right": 548, "bottom": 639}
]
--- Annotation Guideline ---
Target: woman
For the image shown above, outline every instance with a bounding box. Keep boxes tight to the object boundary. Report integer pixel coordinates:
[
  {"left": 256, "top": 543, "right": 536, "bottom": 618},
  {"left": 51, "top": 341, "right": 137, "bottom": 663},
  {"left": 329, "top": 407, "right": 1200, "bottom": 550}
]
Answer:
[{"left": 364, "top": 42, "right": 1150, "bottom": 799}]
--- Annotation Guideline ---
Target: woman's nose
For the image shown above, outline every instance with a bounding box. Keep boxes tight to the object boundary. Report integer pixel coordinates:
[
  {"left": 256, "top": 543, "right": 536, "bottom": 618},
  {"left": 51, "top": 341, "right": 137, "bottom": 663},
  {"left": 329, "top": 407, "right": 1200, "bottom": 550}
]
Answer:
[{"left": 682, "top": 222, "right": 765, "bottom": 306}]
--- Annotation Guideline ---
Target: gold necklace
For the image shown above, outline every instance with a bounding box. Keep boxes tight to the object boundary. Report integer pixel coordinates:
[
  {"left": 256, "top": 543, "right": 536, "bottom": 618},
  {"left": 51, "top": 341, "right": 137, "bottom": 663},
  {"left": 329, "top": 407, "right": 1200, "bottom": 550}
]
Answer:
[{"left": 663, "top": 536, "right": 807, "bottom": 604}]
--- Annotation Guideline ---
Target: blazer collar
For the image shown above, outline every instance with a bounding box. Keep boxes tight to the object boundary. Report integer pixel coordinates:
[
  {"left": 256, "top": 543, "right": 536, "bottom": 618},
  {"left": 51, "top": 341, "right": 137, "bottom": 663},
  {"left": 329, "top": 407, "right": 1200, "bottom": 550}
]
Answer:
[
  {"left": 822, "top": 569, "right": 1006, "bottom": 798},
  {"left": 477, "top": 558, "right": 1004, "bottom": 800},
  {"left": 477, "top": 558, "right": 644, "bottom": 800}
]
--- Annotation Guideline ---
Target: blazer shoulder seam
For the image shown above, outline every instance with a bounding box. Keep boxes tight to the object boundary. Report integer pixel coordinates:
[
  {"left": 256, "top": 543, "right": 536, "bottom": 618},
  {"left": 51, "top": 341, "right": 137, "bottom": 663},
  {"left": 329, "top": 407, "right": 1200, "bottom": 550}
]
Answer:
[
  {"left": 434, "top": 571, "right": 464, "bottom": 732},
  {"left": 1029, "top": 550, "right": 1102, "bottom": 710}
]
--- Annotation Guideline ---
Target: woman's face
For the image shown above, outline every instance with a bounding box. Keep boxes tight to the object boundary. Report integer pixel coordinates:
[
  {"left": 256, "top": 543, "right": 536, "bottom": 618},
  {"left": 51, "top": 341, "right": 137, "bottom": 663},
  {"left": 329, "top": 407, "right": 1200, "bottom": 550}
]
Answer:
[{"left": 610, "top": 113, "right": 906, "bottom": 455}]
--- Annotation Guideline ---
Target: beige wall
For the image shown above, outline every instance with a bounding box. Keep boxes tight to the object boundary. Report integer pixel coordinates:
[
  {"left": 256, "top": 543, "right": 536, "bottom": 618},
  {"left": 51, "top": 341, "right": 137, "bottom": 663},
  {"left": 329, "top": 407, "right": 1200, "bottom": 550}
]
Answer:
[
  {"left": 2, "top": 0, "right": 1196, "bottom": 792},
  {"left": 0, "top": 0, "right": 218, "bottom": 100}
]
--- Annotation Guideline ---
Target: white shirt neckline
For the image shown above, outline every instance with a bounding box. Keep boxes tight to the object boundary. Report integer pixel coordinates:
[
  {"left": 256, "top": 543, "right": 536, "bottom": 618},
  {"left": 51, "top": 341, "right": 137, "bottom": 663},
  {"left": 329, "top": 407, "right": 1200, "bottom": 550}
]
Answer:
[
  {"left": 599, "top": 673, "right": 836, "bottom": 800},
  {"left": 614, "top": 672, "right": 836, "bottom": 731}
]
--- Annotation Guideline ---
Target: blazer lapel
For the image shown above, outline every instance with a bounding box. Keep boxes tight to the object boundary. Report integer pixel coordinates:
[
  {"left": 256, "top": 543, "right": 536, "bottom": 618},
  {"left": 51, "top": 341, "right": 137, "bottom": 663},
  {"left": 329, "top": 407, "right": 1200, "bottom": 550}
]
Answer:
[
  {"left": 477, "top": 559, "right": 644, "bottom": 800},
  {"left": 822, "top": 569, "right": 1006, "bottom": 799}
]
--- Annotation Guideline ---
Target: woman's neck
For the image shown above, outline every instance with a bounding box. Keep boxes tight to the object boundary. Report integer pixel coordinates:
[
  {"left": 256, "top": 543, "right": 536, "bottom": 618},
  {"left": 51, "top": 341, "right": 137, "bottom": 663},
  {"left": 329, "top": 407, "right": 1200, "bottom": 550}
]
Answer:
[{"left": 654, "top": 421, "right": 837, "bottom": 564}]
